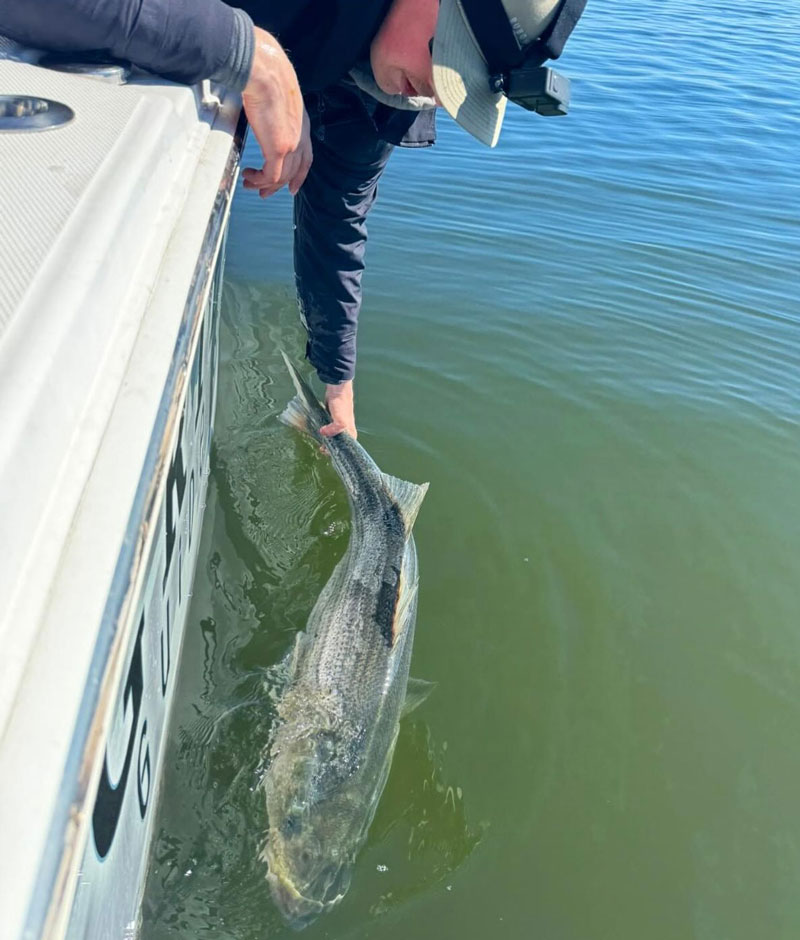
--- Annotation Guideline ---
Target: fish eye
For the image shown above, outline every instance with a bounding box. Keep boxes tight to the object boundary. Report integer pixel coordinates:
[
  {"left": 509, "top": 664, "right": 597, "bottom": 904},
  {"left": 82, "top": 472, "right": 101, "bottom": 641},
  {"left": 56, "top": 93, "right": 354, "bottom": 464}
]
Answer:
[{"left": 282, "top": 813, "right": 303, "bottom": 837}]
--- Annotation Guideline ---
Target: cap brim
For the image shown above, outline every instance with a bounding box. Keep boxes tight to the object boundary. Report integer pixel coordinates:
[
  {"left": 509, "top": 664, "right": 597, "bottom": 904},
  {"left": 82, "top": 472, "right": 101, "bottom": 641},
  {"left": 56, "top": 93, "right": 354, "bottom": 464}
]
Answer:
[{"left": 432, "top": 0, "right": 507, "bottom": 148}]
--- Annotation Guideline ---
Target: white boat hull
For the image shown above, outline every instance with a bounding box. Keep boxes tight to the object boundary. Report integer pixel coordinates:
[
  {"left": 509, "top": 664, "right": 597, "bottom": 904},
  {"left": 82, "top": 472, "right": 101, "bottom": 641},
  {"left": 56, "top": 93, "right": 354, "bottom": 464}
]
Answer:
[{"left": 0, "top": 42, "right": 245, "bottom": 939}]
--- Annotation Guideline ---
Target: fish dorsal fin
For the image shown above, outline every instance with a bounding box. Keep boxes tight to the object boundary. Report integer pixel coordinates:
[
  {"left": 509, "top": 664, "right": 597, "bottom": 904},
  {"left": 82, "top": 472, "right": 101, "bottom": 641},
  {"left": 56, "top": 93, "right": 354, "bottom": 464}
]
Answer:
[
  {"left": 382, "top": 474, "right": 429, "bottom": 533},
  {"left": 287, "top": 631, "right": 308, "bottom": 680},
  {"left": 402, "top": 678, "right": 436, "bottom": 717}
]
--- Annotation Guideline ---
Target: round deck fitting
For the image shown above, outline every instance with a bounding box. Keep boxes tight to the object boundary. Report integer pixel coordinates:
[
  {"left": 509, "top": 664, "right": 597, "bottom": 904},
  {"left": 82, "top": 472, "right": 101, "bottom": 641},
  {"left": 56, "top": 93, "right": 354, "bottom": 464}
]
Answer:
[{"left": 0, "top": 96, "right": 75, "bottom": 132}]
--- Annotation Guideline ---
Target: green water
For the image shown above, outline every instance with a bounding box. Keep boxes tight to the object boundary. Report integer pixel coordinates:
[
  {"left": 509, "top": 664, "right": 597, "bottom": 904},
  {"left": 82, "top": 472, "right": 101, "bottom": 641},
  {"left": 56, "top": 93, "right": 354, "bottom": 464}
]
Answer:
[{"left": 142, "top": 2, "right": 800, "bottom": 937}]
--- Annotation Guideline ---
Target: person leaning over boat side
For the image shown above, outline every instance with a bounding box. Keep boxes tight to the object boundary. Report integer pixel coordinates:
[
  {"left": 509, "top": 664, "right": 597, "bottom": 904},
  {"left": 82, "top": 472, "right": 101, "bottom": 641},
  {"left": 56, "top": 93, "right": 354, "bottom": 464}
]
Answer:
[{"left": 0, "top": 0, "right": 586, "bottom": 438}]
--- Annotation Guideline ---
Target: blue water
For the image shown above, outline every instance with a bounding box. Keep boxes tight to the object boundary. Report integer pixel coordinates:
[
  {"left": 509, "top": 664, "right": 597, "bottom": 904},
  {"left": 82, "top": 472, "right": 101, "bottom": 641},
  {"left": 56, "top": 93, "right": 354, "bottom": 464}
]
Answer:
[{"left": 142, "top": 3, "right": 800, "bottom": 938}]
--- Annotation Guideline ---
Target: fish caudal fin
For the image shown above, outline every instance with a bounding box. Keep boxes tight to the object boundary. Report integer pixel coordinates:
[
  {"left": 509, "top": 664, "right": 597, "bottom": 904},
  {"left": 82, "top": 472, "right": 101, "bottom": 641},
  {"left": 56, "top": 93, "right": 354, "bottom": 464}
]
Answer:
[
  {"left": 278, "top": 350, "right": 330, "bottom": 436},
  {"left": 382, "top": 473, "right": 429, "bottom": 533}
]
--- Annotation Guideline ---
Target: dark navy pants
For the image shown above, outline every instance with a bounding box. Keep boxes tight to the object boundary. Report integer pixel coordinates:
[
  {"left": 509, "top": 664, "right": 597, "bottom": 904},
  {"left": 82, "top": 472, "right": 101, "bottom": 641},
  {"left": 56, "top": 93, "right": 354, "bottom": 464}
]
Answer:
[{"left": 294, "top": 81, "right": 435, "bottom": 385}]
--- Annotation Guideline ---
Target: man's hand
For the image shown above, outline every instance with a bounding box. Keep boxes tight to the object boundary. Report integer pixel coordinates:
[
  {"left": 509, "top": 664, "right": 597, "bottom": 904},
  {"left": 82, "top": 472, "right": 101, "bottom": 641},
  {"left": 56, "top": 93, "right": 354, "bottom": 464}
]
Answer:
[
  {"left": 241, "top": 27, "right": 312, "bottom": 198},
  {"left": 322, "top": 381, "right": 357, "bottom": 439}
]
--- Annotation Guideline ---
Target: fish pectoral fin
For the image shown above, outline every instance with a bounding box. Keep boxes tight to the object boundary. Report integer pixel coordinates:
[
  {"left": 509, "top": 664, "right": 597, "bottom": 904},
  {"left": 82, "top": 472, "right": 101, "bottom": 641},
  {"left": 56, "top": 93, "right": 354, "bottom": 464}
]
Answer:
[
  {"left": 287, "top": 631, "right": 309, "bottom": 677},
  {"left": 402, "top": 677, "right": 437, "bottom": 716},
  {"left": 381, "top": 473, "right": 429, "bottom": 533},
  {"left": 391, "top": 571, "right": 418, "bottom": 645}
]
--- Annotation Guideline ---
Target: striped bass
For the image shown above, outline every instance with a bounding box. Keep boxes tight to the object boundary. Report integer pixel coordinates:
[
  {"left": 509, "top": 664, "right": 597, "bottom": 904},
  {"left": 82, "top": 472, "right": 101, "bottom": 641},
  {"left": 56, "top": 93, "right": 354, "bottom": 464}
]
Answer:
[{"left": 263, "top": 353, "right": 431, "bottom": 929}]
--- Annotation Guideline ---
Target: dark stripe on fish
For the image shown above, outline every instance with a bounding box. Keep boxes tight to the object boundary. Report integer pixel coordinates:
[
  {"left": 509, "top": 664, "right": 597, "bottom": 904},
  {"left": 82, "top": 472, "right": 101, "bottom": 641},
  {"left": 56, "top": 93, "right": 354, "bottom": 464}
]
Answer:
[
  {"left": 382, "top": 503, "right": 407, "bottom": 540},
  {"left": 375, "top": 565, "right": 401, "bottom": 647},
  {"left": 332, "top": 446, "right": 409, "bottom": 539}
]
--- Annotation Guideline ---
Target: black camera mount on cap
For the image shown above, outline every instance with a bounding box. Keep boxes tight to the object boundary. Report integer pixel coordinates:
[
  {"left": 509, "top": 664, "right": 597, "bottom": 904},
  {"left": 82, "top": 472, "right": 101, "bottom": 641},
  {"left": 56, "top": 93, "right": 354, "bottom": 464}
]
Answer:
[
  {"left": 459, "top": 0, "right": 586, "bottom": 116},
  {"left": 489, "top": 65, "right": 571, "bottom": 116}
]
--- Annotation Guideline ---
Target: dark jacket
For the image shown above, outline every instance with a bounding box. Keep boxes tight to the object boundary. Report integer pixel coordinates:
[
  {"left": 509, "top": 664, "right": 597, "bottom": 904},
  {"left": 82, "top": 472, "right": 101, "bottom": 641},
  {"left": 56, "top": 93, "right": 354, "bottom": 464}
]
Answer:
[
  {"left": 239, "top": 0, "right": 393, "bottom": 93},
  {"left": 0, "top": 0, "right": 394, "bottom": 95},
  {"left": 0, "top": 0, "right": 238, "bottom": 86},
  {"left": 0, "top": 0, "right": 434, "bottom": 385}
]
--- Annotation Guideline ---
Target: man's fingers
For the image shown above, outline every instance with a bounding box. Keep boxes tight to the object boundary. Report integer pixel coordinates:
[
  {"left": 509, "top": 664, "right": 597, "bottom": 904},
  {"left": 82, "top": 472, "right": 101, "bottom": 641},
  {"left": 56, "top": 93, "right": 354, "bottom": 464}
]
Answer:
[
  {"left": 320, "top": 421, "right": 357, "bottom": 440},
  {"left": 242, "top": 170, "right": 271, "bottom": 189},
  {"left": 242, "top": 146, "right": 310, "bottom": 197},
  {"left": 247, "top": 156, "right": 310, "bottom": 198},
  {"left": 260, "top": 157, "right": 299, "bottom": 197},
  {"left": 245, "top": 167, "right": 289, "bottom": 199},
  {"left": 288, "top": 165, "right": 309, "bottom": 196},
  {"left": 241, "top": 161, "right": 287, "bottom": 189},
  {"left": 242, "top": 93, "right": 313, "bottom": 200},
  {"left": 289, "top": 114, "right": 314, "bottom": 195},
  {"left": 288, "top": 148, "right": 313, "bottom": 196}
]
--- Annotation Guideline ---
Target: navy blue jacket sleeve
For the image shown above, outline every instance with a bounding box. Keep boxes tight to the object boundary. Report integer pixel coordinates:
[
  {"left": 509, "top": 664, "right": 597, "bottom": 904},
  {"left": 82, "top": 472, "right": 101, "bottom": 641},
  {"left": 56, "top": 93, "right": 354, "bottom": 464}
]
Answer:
[
  {"left": 0, "top": 0, "right": 237, "bottom": 85},
  {"left": 293, "top": 84, "right": 397, "bottom": 385}
]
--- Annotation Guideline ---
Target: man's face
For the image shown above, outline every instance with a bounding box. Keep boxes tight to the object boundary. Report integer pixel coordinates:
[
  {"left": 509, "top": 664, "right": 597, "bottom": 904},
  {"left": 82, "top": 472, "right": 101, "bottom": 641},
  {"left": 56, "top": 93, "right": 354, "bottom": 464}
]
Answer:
[{"left": 370, "top": 0, "right": 440, "bottom": 99}]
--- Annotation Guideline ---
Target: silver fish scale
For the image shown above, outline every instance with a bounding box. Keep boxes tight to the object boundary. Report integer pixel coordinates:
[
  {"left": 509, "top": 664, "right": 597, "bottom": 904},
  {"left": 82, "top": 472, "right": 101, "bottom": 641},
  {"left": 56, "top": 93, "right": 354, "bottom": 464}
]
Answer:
[
  {"left": 268, "top": 485, "right": 414, "bottom": 766},
  {"left": 299, "top": 457, "right": 409, "bottom": 707},
  {"left": 268, "top": 442, "right": 417, "bottom": 774},
  {"left": 295, "top": 565, "right": 408, "bottom": 743}
]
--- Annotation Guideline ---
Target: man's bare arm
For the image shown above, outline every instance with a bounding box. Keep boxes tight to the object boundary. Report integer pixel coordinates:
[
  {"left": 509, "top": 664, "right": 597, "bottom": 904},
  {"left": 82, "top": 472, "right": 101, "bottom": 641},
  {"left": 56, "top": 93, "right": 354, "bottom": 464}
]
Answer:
[{"left": 241, "top": 28, "right": 313, "bottom": 199}]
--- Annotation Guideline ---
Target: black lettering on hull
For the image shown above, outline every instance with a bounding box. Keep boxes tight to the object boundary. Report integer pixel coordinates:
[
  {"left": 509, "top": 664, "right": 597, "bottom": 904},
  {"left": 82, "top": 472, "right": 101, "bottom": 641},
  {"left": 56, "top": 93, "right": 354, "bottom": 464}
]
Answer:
[{"left": 92, "top": 613, "right": 145, "bottom": 859}]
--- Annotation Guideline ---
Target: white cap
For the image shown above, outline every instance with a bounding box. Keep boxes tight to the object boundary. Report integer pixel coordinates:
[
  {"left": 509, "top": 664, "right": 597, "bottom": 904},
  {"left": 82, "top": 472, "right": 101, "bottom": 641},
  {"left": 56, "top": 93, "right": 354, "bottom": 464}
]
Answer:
[{"left": 432, "top": 0, "right": 561, "bottom": 147}]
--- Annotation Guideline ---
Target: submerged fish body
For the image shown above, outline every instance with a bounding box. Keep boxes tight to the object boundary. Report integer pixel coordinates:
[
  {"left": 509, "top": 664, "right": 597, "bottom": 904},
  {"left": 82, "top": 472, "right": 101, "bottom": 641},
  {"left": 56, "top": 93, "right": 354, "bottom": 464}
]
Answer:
[{"left": 264, "top": 354, "right": 429, "bottom": 929}]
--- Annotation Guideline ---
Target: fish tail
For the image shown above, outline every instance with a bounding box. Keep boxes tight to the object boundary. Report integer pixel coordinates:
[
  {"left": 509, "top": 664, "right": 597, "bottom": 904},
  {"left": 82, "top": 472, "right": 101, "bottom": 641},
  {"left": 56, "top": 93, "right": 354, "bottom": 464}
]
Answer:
[{"left": 278, "top": 350, "right": 331, "bottom": 438}]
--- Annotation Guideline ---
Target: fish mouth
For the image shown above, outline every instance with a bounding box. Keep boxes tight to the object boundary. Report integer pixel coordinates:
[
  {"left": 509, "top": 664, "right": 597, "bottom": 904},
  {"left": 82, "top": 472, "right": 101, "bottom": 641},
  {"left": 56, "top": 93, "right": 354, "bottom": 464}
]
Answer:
[{"left": 267, "top": 868, "right": 345, "bottom": 931}]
